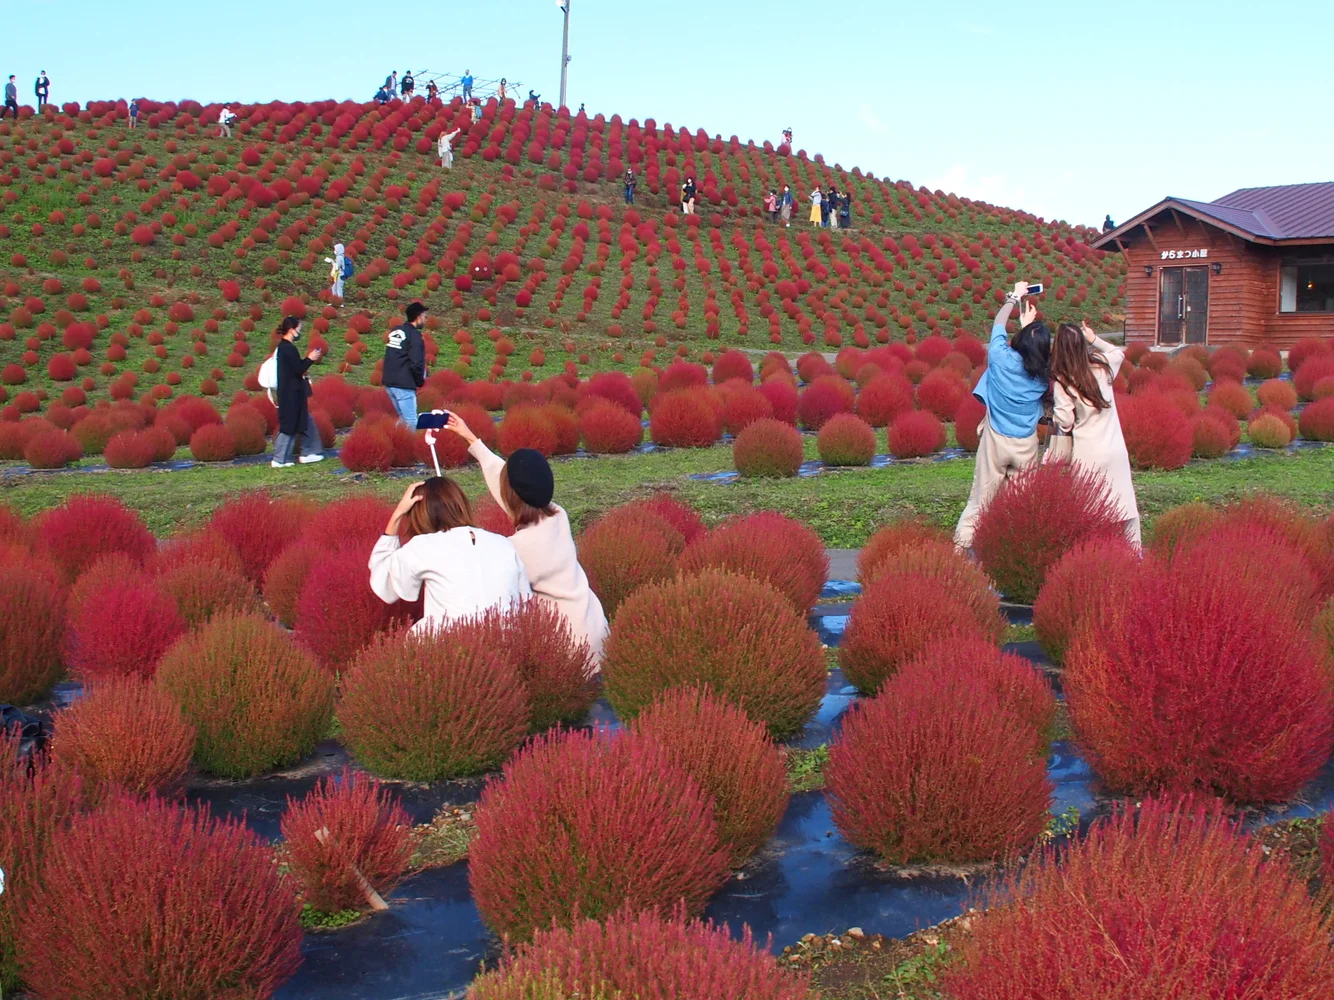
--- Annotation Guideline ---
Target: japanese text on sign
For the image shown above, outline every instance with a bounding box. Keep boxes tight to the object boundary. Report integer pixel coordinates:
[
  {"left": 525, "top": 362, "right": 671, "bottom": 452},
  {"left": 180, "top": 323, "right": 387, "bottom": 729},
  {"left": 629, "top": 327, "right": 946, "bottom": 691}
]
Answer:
[{"left": 1161, "top": 249, "right": 1209, "bottom": 260}]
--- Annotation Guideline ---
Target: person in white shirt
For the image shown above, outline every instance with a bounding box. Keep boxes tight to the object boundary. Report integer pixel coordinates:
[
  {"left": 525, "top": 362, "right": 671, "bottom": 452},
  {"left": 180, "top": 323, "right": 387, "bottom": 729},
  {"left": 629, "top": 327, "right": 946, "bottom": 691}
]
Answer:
[
  {"left": 218, "top": 106, "right": 235, "bottom": 138},
  {"left": 369, "top": 477, "right": 532, "bottom": 632},
  {"left": 443, "top": 413, "right": 608, "bottom": 667},
  {"left": 438, "top": 128, "right": 460, "bottom": 169}
]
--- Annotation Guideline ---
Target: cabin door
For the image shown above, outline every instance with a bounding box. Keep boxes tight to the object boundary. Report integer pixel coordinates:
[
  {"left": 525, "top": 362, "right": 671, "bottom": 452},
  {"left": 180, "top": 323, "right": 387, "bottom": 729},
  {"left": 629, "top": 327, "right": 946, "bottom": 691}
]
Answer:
[{"left": 1157, "top": 266, "right": 1209, "bottom": 345}]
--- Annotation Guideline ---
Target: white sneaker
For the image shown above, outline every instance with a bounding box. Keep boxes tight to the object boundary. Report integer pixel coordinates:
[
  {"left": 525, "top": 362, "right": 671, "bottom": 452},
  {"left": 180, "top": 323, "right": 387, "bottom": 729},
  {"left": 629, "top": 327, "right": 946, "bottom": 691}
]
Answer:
[
  {"left": 299, "top": 453, "right": 325, "bottom": 464},
  {"left": 270, "top": 460, "right": 295, "bottom": 468}
]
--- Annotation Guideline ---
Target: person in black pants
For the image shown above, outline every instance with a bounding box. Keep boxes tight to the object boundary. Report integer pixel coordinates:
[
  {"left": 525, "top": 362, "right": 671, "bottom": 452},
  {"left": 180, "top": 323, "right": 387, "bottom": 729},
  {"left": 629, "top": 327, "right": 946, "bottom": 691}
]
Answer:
[
  {"left": 272, "top": 317, "right": 325, "bottom": 467},
  {"left": 623, "top": 168, "right": 636, "bottom": 205},
  {"left": 34, "top": 72, "right": 49, "bottom": 109},
  {"left": 383, "top": 302, "right": 428, "bottom": 427},
  {"left": 4, "top": 77, "right": 18, "bottom": 119}
]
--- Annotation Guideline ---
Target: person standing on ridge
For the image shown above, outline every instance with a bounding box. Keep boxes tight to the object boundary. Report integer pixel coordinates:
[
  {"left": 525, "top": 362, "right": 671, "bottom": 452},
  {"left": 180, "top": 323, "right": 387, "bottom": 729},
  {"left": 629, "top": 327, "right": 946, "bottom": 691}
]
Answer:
[
  {"left": 497, "top": 78, "right": 508, "bottom": 103},
  {"left": 808, "top": 187, "right": 822, "bottom": 227},
  {"left": 461, "top": 69, "right": 474, "bottom": 102},
  {"left": 34, "top": 71, "right": 49, "bottom": 109},
  {"left": 1103, "top": 214, "right": 1115, "bottom": 232},
  {"left": 401, "top": 70, "right": 415, "bottom": 97},
  {"left": 839, "top": 188, "right": 852, "bottom": 230},
  {"left": 828, "top": 186, "right": 841, "bottom": 229},
  {"left": 385, "top": 70, "right": 398, "bottom": 96},
  {"left": 438, "top": 127, "right": 460, "bottom": 169},
  {"left": 426, "top": 79, "right": 439, "bottom": 103},
  {"left": 780, "top": 184, "right": 794, "bottom": 227},
  {"left": 218, "top": 106, "right": 237, "bottom": 138},
  {"left": 127, "top": 98, "right": 140, "bottom": 128},
  {"left": 383, "top": 302, "right": 428, "bottom": 427},
  {"left": 4, "top": 77, "right": 18, "bottom": 119},
  {"left": 623, "top": 168, "right": 636, "bottom": 205}
]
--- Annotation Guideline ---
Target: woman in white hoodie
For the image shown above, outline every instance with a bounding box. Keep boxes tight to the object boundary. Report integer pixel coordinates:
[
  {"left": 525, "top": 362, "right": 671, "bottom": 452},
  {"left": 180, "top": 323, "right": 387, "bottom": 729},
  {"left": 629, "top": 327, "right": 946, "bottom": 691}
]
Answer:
[
  {"left": 444, "top": 412, "right": 609, "bottom": 666},
  {"left": 369, "top": 477, "right": 531, "bottom": 631},
  {"left": 438, "top": 128, "right": 460, "bottom": 169},
  {"left": 329, "top": 243, "right": 345, "bottom": 301}
]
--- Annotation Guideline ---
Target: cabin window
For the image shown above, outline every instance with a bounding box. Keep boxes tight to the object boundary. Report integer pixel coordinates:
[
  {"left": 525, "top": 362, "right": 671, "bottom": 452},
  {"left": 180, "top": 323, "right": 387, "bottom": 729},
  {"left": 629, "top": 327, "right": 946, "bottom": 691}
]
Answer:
[{"left": 1280, "top": 257, "right": 1334, "bottom": 313}]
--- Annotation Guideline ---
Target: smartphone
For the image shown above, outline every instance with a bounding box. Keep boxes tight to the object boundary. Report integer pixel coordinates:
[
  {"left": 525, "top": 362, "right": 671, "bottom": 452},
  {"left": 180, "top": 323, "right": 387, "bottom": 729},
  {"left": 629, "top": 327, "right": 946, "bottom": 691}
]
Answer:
[
  {"left": 1026, "top": 283, "right": 1044, "bottom": 296},
  {"left": 416, "top": 411, "right": 450, "bottom": 430}
]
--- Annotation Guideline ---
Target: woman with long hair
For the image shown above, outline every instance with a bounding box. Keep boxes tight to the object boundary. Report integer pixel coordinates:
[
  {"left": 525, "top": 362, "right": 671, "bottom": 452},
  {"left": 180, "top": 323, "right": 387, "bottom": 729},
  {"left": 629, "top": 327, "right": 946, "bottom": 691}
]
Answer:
[
  {"left": 442, "top": 412, "right": 608, "bottom": 666},
  {"left": 272, "top": 316, "right": 323, "bottom": 468},
  {"left": 954, "top": 281, "right": 1052, "bottom": 551},
  {"left": 369, "top": 477, "right": 531, "bottom": 630},
  {"left": 1050, "top": 321, "right": 1139, "bottom": 547}
]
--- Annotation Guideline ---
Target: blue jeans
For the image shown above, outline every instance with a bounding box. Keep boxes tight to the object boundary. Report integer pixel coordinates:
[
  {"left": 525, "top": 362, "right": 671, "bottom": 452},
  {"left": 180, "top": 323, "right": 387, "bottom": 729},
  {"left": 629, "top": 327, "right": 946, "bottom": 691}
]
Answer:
[{"left": 386, "top": 386, "right": 418, "bottom": 428}]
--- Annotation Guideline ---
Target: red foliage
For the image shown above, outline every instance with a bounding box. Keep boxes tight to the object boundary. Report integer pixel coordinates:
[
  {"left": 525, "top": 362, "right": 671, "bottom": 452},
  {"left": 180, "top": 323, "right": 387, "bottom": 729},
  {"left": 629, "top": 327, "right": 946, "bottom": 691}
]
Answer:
[
  {"left": 1295, "top": 355, "right": 1334, "bottom": 401},
  {"left": 261, "top": 539, "right": 321, "bottom": 627},
  {"left": 817, "top": 412, "right": 876, "bottom": 465},
  {"left": 1248, "top": 348, "right": 1284, "bottom": 379},
  {"left": 578, "top": 398, "right": 643, "bottom": 453},
  {"left": 796, "top": 375, "right": 855, "bottom": 430},
  {"left": 757, "top": 376, "right": 799, "bottom": 424},
  {"left": 22, "top": 427, "right": 83, "bottom": 469},
  {"left": 712, "top": 349, "right": 754, "bottom": 384},
  {"left": 631, "top": 686, "right": 789, "bottom": 864},
  {"left": 1118, "top": 392, "right": 1193, "bottom": 469},
  {"left": 188, "top": 422, "right": 237, "bottom": 461},
  {"left": 1147, "top": 502, "right": 1221, "bottom": 562},
  {"left": 973, "top": 461, "right": 1124, "bottom": 603},
  {"left": 1190, "top": 411, "right": 1232, "bottom": 458},
  {"left": 498, "top": 405, "right": 558, "bottom": 456},
  {"left": 602, "top": 569, "right": 825, "bottom": 739},
  {"left": 339, "top": 625, "right": 529, "bottom": 779},
  {"left": 886, "top": 409, "right": 946, "bottom": 458},
  {"left": 577, "top": 504, "right": 686, "bottom": 617},
  {"left": 733, "top": 417, "right": 804, "bottom": 477},
  {"left": 720, "top": 384, "right": 774, "bottom": 435},
  {"left": 1250, "top": 411, "right": 1293, "bottom": 449},
  {"left": 339, "top": 421, "right": 395, "bottom": 471},
  {"left": 943, "top": 797, "right": 1334, "bottom": 999},
  {"left": 470, "top": 906, "right": 809, "bottom": 1000},
  {"left": 18, "top": 796, "right": 302, "bottom": 1000},
  {"left": 429, "top": 401, "right": 496, "bottom": 468},
  {"left": 915, "top": 369, "right": 966, "bottom": 420},
  {"left": 825, "top": 660, "right": 1051, "bottom": 864},
  {"left": 280, "top": 769, "right": 420, "bottom": 912},
  {"left": 579, "top": 371, "right": 642, "bottom": 415},
  {"left": 295, "top": 544, "right": 416, "bottom": 671},
  {"left": 856, "top": 519, "right": 952, "bottom": 583},
  {"left": 53, "top": 678, "right": 195, "bottom": 796},
  {"left": 468, "top": 727, "right": 731, "bottom": 940},
  {"left": 207, "top": 491, "right": 313, "bottom": 583},
  {"left": 1206, "top": 379, "right": 1252, "bottom": 419},
  {"left": 35, "top": 493, "right": 153, "bottom": 585},
  {"left": 678, "top": 511, "right": 828, "bottom": 612},
  {"left": 1301, "top": 396, "right": 1334, "bottom": 441},
  {"left": 155, "top": 612, "right": 335, "bottom": 778},
  {"left": 0, "top": 566, "right": 65, "bottom": 703},
  {"left": 1066, "top": 562, "right": 1333, "bottom": 803},
  {"left": 658, "top": 360, "right": 708, "bottom": 393},
  {"left": 304, "top": 495, "right": 395, "bottom": 548},
  {"left": 1033, "top": 536, "right": 1142, "bottom": 663},
  {"left": 66, "top": 573, "right": 186, "bottom": 682},
  {"left": 1257, "top": 377, "right": 1298, "bottom": 411},
  {"left": 104, "top": 428, "right": 166, "bottom": 467},
  {"left": 640, "top": 493, "right": 706, "bottom": 543},
  {"left": 157, "top": 559, "right": 261, "bottom": 626},
  {"left": 649, "top": 387, "right": 722, "bottom": 447}
]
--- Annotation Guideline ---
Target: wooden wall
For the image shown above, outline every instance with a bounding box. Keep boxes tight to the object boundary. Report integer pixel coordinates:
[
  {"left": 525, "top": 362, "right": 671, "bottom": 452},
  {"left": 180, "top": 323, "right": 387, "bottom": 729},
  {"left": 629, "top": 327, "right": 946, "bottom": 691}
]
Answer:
[{"left": 1115, "top": 214, "right": 1334, "bottom": 349}]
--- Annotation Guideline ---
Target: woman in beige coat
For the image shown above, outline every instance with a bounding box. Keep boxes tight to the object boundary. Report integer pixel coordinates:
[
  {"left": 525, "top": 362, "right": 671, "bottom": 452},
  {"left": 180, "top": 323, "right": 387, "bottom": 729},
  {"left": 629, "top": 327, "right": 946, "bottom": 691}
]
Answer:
[
  {"left": 441, "top": 412, "right": 609, "bottom": 668},
  {"left": 1049, "top": 321, "right": 1140, "bottom": 548}
]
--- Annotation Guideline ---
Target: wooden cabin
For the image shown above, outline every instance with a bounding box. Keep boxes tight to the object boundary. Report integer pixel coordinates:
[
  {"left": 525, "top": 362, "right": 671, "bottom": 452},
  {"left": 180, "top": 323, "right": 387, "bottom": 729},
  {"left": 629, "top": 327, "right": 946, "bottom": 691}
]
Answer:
[{"left": 1093, "top": 182, "right": 1334, "bottom": 349}]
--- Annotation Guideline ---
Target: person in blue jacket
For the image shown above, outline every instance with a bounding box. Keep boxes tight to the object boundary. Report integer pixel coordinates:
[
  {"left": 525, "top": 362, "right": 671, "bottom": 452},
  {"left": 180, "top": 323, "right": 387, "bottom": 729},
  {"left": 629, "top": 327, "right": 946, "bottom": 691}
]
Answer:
[{"left": 954, "top": 280, "right": 1051, "bottom": 551}]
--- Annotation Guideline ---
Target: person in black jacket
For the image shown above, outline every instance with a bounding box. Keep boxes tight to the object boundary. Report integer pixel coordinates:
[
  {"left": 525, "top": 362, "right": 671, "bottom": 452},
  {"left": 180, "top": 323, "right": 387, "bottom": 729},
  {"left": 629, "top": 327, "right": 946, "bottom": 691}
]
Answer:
[
  {"left": 272, "top": 316, "right": 324, "bottom": 467},
  {"left": 383, "top": 302, "right": 428, "bottom": 427}
]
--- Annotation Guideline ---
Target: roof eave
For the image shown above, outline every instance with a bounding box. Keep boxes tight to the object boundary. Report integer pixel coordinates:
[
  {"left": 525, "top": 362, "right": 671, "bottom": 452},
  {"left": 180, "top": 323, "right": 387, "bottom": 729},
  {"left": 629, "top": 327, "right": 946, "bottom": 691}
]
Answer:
[{"left": 1091, "top": 198, "right": 1269, "bottom": 249}]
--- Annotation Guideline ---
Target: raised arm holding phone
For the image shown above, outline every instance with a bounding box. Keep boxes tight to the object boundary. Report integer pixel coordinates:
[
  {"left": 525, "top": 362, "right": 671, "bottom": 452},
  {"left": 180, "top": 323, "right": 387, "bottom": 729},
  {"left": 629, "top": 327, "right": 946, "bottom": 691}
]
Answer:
[{"left": 271, "top": 317, "right": 325, "bottom": 468}]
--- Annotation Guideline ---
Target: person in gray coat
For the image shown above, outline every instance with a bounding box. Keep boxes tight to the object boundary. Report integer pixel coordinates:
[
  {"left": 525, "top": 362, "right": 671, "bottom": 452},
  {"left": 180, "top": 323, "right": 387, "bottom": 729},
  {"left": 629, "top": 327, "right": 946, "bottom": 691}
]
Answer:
[{"left": 4, "top": 77, "right": 17, "bottom": 119}]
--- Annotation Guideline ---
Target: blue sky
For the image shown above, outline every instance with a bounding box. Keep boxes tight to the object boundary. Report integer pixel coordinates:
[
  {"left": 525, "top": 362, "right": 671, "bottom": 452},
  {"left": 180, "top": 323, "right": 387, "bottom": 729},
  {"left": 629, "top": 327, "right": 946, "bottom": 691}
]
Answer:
[{"left": 8, "top": 0, "right": 1331, "bottom": 228}]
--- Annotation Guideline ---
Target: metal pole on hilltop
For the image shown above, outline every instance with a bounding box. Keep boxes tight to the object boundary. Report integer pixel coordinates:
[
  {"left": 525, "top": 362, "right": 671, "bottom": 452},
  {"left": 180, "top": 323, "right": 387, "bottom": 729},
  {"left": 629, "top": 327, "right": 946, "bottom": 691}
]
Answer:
[{"left": 558, "top": 0, "right": 571, "bottom": 110}]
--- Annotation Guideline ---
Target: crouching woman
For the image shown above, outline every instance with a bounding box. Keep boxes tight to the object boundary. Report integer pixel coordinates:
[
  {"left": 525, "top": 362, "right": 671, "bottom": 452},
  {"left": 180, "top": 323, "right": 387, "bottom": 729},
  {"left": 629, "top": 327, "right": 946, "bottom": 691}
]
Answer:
[{"left": 369, "top": 477, "right": 531, "bottom": 630}]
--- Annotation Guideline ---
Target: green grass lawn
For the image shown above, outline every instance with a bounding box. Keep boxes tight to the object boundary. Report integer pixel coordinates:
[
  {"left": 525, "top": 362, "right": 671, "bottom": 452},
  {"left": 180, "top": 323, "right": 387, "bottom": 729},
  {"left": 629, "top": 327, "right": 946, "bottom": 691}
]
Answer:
[{"left": 5, "top": 443, "right": 1331, "bottom": 546}]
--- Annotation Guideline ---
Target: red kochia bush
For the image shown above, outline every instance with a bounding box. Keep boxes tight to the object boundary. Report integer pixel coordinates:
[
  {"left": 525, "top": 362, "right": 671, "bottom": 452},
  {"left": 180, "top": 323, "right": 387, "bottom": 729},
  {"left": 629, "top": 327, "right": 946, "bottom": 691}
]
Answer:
[
  {"left": 188, "top": 422, "right": 236, "bottom": 461},
  {"left": 35, "top": 492, "right": 153, "bottom": 583},
  {"left": 157, "top": 560, "right": 261, "bottom": 626},
  {"left": 469, "top": 906, "right": 810, "bottom": 1000},
  {"left": 757, "top": 376, "right": 799, "bottom": 424},
  {"left": 1300, "top": 396, "right": 1334, "bottom": 441},
  {"left": 23, "top": 427, "right": 83, "bottom": 468},
  {"left": 973, "top": 461, "right": 1124, "bottom": 603},
  {"left": 887, "top": 409, "right": 946, "bottom": 458},
  {"left": 678, "top": 511, "right": 828, "bottom": 612},
  {"left": 733, "top": 417, "right": 803, "bottom": 477},
  {"left": 942, "top": 797, "right": 1334, "bottom": 1000},
  {"left": 262, "top": 539, "right": 321, "bottom": 627},
  {"left": 712, "top": 348, "right": 755, "bottom": 385},
  {"left": 19, "top": 796, "right": 302, "bottom": 1000},
  {"left": 66, "top": 573, "right": 187, "bottom": 682},
  {"left": 1118, "top": 391, "right": 1193, "bottom": 469},
  {"left": 207, "top": 492, "right": 313, "bottom": 583},
  {"left": 856, "top": 519, "right": 952, "bottom": 582},
  {"left": 953, "top": 394, "right": 986, "bottom": 451},
  {"left": 720, "top": 384, "right": 774, "bottom": 435},
  {"left": 631, "top": 686, "right": 789, "bottom": 865},
  {"left": 1032, "top": 536, "right": 1143, "bottom": 663},
  {"left": 295, "top": 545, "right": 416, "bottom": 670},
  {"left": 53, "top": 678, "right": 195, "bottom": 797},
  {"left": 602, "top": 569, "right": 825, "bottom": 739},
  {"left": 580, "top": 370, "right": 642, "bottom": 416},
  {"left": 641, "top": 493, "right": 706, "bottom": 543},
  {"left": 280, "top": 770, "right": 420, "bottom": 912},
  {"left": 796, "top": 375, "right": 855, "bottom": 429},
  {"left": 577, "top": 504, "right": 686, "bottom": 617},
  {"left": 304, "top": 495, "right": 395, "bottom": 548},
  {"left": 915, "top": 368, "right": 966, "bottom": 420},
  {"left": 155, "top": 612, "right": 335, "bottom": 778},
  {"left": 1190, "top": 412, "right": 1232, "bottom": 458},
  {"left": 817, "top": 412, "right": 876, "bottom": 465},
  {"left": 469, "top": 728, "right": 731, "bottom": 940},
  {"left": 650, "top": 387, "right": 723, "bottom": 447},
  {"left": 1066, "top": 562, "right": 1333, "bottom": 803},
  {"left": 856, "top": 374, "right": 915, "bottom": 427},
  {"left": 840, "top": 573, "right": 1003, "bottom": 695},
  {"left": 338, "top": 420, "right": 395, "bottom": 471},
  {"left": 825, "top": 666, "right": 1051, "bottom": 865},
  {"left": 498, "top": 405, "right": 559, "bottom": 456},
  {"left": 578, "top": 397, "right": 643, "bottom": 453},
  {"left": 338, "top": 626, "right": 530, "bottom": 780},
  {"left": 0, "top": 567, "right": 64, "bottom": 704}
]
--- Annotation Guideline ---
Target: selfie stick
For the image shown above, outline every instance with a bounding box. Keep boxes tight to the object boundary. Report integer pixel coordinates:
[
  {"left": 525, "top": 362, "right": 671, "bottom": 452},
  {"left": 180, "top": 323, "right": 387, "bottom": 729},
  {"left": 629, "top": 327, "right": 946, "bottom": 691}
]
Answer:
[{"left": 426, "top": 431, "right": 442, "bottom": 477}]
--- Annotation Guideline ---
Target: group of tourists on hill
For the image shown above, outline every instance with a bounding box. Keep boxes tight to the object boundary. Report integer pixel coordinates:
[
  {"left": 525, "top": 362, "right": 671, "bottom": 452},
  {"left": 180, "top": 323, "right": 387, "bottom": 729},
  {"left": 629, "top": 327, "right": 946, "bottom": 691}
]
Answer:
[
  {"left": 808, "top": 185, "right": 852, "bottom": 229},
  {"left": 4, "top": 71, "right": 49, "bottom": 118},
  {"left": 955, "top": 280, "right": 1139, "bottom": 551}
]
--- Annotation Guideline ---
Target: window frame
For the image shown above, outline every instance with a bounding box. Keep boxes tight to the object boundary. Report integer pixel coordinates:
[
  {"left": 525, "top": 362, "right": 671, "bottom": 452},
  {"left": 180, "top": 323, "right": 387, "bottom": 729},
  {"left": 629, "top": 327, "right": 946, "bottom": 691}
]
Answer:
[{"left": 1278, "top": 254, "right": 1334, "bottom": 314}]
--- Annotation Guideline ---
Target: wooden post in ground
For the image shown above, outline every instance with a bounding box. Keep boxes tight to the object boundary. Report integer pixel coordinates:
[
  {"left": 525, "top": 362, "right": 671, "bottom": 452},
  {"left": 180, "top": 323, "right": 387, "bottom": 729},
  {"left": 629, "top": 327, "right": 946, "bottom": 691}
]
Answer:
[{"left": 314, "top": 827, "right": 389, "bottom": 911}]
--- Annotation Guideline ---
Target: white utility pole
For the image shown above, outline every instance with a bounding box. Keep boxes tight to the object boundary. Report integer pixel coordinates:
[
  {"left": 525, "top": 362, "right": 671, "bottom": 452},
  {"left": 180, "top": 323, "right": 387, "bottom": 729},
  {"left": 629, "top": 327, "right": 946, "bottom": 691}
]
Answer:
[{"left": 558, "top": 0, "right": 571, "bottom": 110}]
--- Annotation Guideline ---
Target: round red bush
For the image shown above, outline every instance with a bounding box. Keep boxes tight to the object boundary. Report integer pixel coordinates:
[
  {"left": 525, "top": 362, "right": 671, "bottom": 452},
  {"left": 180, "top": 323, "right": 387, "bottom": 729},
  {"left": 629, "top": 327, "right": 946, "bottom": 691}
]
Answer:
[
  {"left": 0, "top": 566, "right": 64, "bottom": 703},
  {"left": 817, "top": 412, "right": 876, "bottom": 465},
  {"left": 1300, "top": 396, "right": 1334, "bottom": 441},
  {"left": 1295, "top": 355, "right": 1334, "bottom": 401},
  {"left": 46, "top": 353, "right": 76, "bottom": 381},
  {"left": 1032, "top": 536, "right": 1142, "bottom": 663},
  {"left": 18, "top": 796, "right": 302, "bottom": 1000},
  {"left": 469, "top": 727, "right": 731, "bottom": 940},
  {"left": 825, "top": 662, "right": 1051, "bottom": 864},
  {"left": 1118, "top": 392, "right": 1193, "bottom": 470},
  {"left": 339, "top": 420, "right": 394, "bottom": 472},
  {"left": 1248, "top": 347, "right": 1284, "bottom": 378},
  {"left": 1250, "top": 412, "right": 1293, "bottom": 449},
  {"left": 1257, "top": 377, "right": 1298, "bottom": 411},
  {"left": 188, "top": 422, "right": 236, "bottom": 462},
  {"left": 733, "top": 417, "right": 803, "bottom": 477},
  {"left": 155, "top": 612, "right": 335, "bottom": 778},
  {"left": 280, "top": 769, "right": 420, "bottom": 912},
  {"left": 1206, "top": 379, "right": 1252, "bottom": 419},
  {"left": 578, "top": 398, "right": 643, "bottom": 453},
  {"left": 261, "top": 539, "right": 320, "bottom": 627},
  {"left": 887, "top": 409, "right": 946, "bottom": 458},
  {"left": 942, "top": 797, "right": 1334, "bottom": 999},
  {"left": 658, "top": 361, "right": 708, "bottom": 393},
  {"left": 640, "top": 493, "right": 706, "bottom": 543},
  {"left": 579, "top": 371, "right": 642, "bottom": 416},
  {"left": 720, "top": 384, "right": 773, "bottom": 435},
  {"left": 207, "top": 492, "right": 313, "bottom": 583},
  {"left": 225, "top": 406, "right": 269, "bottom": 456},
  {"left": 1066, "top": 562, "right": 1333, "bottom": 803},
  {"left": 1190, "top": 411, "right": 1232, "bottom": 458},
  {"left": 649, "top": 387, "right": 723, "bottom": 448},
  {"left": 972, "top": 461, "right": 1124, "bottom": 603},
  {"left": 678, "top": 511, "right": 828, "bottom": 612},
  {"left": 295, "top": 544, "right": 416, "bottom": 671},
  {"left": 23, "top": 428, "right": 82, "bottom": 468},
  {"left": 915, "top": 368, "right": 966, "bottom": 421},
  {"left": 856, "top": 519, "right": 952, "bottom": 583},
  {"left": 469, "top": 906, "right": 809, "bottom": 1000},
  {"left": 602, "top": 569, "right": 825, "bottom": 739},
  {"left": 66, "top": 572, "right": 186, "bottom": 682},
  {"left": 711, "top": 349, "right": 754, "bottom": 385},
  {"left": 498, "top": 405, "right": 558, "bottom": 456},
  {"left": 953, "top": 394, "right": 986, "bottom": 451},
  {"left": 103, "top": 429, "right": 161, "bottom": 468},
  {"left": 339, "top": 625, "right": 530, "bottom": 779},
  {"left": 53, "top": 678, "right": 195, "bottom": 797},
  {"left": 631, "top": 686, "right": 789, "bottom": 865},
  {"left": 303, "top": 495, "right": 395, "bottom": 549},
  {"left": 157, "top": 559, "right": 261, "bottom": 626},
  {"left": 577, "top": 504, "right": 686, "bottom": 617},
  {"left": 757, "top": 376, "right": 799, "bottom": 424},
  {"left": 796, "top": 375, "right": 854, "bottom": 430}
]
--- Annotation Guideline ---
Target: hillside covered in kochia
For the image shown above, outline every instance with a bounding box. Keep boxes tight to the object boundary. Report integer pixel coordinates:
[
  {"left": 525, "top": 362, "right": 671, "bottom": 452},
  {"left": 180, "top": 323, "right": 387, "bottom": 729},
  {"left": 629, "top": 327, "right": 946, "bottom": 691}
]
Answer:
[{"left": 0, "top": 96, "right": 1124, "bottom": 410}]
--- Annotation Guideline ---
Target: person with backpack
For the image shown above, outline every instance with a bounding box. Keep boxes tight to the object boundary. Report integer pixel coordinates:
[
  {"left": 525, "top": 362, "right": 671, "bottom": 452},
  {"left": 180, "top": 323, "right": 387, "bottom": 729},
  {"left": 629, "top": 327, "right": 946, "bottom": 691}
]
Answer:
[
  {"left": 383, "top": 302, "right": 428, "bottom": 427},
  {"left": 217, "top": 106, "right": 236, "bottom": 138},
  {"left": 271, "top": 317, "right": 324, "bottom": 467},
  {"left": 127, "top": 98, "right": 140, "bottom": 128},
  {"left": 328, "top": 243, "right": 350, "bottom": 301}
]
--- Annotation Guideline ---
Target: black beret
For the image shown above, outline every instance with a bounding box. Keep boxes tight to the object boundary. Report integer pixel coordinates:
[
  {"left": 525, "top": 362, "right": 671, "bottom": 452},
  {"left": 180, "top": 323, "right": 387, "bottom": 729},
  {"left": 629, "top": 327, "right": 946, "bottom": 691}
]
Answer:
[{"left": 506, "top": 448, "right": 554, "bottom": 509}]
